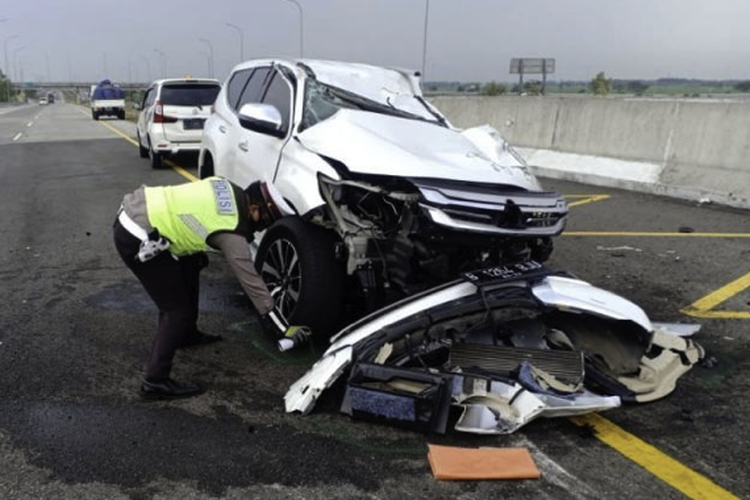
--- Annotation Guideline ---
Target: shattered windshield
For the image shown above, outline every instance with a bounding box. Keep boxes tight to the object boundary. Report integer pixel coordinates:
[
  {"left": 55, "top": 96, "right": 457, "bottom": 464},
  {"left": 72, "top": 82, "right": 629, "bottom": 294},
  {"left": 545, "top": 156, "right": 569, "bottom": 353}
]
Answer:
[{"left": 301, "top": 79, "right": 444, "bottom": 130}]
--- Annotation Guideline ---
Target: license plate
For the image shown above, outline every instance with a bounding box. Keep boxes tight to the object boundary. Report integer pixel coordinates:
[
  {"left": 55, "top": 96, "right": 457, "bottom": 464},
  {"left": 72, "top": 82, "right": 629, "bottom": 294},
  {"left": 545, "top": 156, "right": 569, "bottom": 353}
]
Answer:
[
  {"left": 461, "top": 261, "right": 546, "bottom": 286},
  {"left": 183, "top": 119, "right": 205, "bottom": 130}
]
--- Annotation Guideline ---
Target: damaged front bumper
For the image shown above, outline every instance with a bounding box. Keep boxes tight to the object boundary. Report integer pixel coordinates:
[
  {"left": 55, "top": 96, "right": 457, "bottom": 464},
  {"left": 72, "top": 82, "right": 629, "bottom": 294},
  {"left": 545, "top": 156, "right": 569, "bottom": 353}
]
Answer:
[{"left": 285, "top": 263, "right": 704, "bottom": 434}]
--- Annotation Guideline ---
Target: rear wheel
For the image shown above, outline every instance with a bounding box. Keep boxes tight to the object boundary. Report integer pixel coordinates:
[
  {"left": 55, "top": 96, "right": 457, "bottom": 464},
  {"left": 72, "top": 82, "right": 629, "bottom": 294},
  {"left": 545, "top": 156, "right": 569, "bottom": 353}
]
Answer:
[
  {"left": 199, "top": 153, "right": 214, "bottom": 179},
  {"left": 256, "top": 218, "right": 345, "bottom": 339},
  {"left": 137, "top": 132, "right": 149, "bottom": 158},
  {"left": 148, "top": 138, "right": 164, "bottom": 169},
  {"left": 92, "top": 111, "right": 99, "bottom": 121}
]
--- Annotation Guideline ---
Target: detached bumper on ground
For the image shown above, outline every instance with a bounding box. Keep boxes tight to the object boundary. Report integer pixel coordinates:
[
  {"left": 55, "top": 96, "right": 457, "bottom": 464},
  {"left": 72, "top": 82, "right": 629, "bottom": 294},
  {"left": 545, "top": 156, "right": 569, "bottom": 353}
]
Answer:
[{"left": 285, "top": 262, "right": 704, "bottom": 435}]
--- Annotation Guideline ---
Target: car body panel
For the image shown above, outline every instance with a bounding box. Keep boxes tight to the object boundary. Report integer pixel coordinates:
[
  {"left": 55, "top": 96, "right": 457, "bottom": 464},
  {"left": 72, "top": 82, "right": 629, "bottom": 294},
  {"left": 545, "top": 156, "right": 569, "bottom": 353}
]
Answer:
[{"left": 284, "top": 271, "right": 702, "bottom": 435}]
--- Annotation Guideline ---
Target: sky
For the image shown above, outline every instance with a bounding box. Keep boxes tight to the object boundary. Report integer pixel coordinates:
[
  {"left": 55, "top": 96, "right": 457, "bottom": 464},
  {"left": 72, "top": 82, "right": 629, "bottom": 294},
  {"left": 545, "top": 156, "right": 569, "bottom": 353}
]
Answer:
[{"left": 0, "top": 0, "right": 748, "bottom": 84}]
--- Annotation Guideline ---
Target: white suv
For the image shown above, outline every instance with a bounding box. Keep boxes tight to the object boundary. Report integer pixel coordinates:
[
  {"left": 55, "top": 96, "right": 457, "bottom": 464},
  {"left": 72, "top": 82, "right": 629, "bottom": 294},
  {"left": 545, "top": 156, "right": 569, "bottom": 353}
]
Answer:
[
  {"left": 137, "top": 78, "right": 221, "bottom": 168},
  {"left": 199, "top": 59, "right": 567, "bottom": 335}
]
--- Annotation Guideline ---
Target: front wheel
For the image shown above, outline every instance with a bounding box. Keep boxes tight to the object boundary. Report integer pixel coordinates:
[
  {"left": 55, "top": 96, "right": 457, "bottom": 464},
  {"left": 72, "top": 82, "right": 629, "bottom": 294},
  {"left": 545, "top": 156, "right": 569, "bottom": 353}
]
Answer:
[{"left": 255, "top": 218, "right": 345, "bottom": 339}]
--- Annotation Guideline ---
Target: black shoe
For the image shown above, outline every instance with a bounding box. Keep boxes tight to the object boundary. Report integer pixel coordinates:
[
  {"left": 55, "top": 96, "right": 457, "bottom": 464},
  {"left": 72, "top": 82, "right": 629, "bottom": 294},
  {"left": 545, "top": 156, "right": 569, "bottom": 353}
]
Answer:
[
  {"left": 180, "top": 331, "right": 223, "bottom": 348},
  {"left": 140, "top": 378, "right": 204, "bottom": 400}
]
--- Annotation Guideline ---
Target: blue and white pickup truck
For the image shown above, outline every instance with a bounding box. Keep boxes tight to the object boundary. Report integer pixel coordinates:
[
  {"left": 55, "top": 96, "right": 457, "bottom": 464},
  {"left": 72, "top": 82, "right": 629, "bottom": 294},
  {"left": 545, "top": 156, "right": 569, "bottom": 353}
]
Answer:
[{"left": 90, "top": 79, "right": 125, "bottom": 120}]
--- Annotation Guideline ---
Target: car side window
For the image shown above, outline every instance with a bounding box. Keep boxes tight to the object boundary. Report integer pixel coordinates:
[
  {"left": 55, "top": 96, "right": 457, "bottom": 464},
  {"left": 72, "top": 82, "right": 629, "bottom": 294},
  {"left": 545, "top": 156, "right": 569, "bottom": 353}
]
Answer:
[
  {"left": 226, "top": 69, "right": 253, "bottom": 110},
  {"left": 146, "top": 88, "right": 156, "bottom": 107},
  {"left": 261, "top": 71, "right": 292, "bottom": 135},
  {"left": 236, "top": 67, "right": 271, "bottom": 111},
  {"left": 142, "top": 88, "right": 152, "bottom": 109}
]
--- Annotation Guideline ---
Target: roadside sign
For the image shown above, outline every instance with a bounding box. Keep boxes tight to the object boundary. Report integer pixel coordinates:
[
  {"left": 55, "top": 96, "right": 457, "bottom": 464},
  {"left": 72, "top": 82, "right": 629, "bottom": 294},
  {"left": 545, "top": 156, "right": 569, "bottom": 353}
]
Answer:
[{"left": 509, "top": 58, "right": 555, "bottom": 95}]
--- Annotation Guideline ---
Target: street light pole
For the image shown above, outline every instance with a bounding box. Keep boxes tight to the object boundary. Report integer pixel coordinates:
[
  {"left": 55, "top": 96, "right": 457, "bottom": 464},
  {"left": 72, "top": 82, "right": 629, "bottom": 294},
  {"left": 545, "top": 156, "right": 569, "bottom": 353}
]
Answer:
[
  {"left": 198, "top": 38, "right": 214, "bottom": 78},
  {"left": 225, "top": 22, "right": 244, "bottom": 63},
  {"left": 282, "top": 0, "right": 304, "bottom": 58},
  {"left": 3, "top": 34, "right": 18, "bottom": 102},
  {"left": 12, "top": 46, "right": 25, "bottom": 82},
  {"left": 199, "top": 50, "right": 211, "bottom": 78},
  {"left": 153, "top": 48, "right": 166, "bottom": 79},
  {"left": 421, "top": 0, "right": 430, "bottom": 78},
  {"left": 140, "top": 56, "right": 152, "bottom": 82},
  {"left": 4, "top": 34, "right": 18, "bottom": 81}
]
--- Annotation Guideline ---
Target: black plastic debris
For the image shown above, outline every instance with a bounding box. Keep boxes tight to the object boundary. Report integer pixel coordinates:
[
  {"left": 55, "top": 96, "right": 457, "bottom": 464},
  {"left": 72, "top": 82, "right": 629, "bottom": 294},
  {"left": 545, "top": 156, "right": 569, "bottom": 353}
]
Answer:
[{"left": 341, "top": 363, "right": 453, "bottom": 434}]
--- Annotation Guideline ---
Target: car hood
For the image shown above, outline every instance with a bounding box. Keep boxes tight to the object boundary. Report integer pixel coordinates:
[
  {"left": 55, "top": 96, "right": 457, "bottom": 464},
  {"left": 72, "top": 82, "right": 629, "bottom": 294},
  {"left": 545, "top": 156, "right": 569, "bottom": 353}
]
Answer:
[{"left": 297, "top": 109, "right": 541, "bottom": 189}]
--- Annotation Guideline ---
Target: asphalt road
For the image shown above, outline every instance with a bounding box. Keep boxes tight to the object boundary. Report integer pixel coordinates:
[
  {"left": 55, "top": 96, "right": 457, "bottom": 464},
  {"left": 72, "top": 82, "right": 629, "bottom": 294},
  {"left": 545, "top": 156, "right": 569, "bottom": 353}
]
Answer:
[{"left": 1, "top": 102, "right": 748, "bottom": 500}]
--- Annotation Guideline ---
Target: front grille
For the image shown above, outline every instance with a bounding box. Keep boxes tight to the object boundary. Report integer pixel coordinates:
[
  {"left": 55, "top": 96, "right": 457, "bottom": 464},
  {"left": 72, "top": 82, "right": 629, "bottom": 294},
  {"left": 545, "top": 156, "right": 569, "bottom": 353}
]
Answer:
[
  {"left": 414, "top": 181, "right": 568, "bottom": 235},
  {"left": 450, "top": 343, "right": 584, "bottom": 386}
]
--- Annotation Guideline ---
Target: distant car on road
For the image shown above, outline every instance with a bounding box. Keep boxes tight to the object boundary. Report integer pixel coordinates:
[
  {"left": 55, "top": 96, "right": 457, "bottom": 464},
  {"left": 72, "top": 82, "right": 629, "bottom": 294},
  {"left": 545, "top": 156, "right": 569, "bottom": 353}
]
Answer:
[
  {"left": 38, "top": 97, "right": 48, "bottom": 105},
  {"left": 199, "top": 59, "right": 568, "bottom": 336},
  {"left": 91, "top": 79, "right": 126, "bottom": 120},
  {"left": 136, "top": 78, "right": 221, "bottom": 169}
]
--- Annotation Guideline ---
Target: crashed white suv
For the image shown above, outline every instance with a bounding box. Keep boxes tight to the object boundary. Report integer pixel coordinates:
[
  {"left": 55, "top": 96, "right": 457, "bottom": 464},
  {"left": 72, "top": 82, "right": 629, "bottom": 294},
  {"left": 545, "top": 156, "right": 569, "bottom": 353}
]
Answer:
[{"left": 199, "top": 59, "right": 568, "bottom": 335}]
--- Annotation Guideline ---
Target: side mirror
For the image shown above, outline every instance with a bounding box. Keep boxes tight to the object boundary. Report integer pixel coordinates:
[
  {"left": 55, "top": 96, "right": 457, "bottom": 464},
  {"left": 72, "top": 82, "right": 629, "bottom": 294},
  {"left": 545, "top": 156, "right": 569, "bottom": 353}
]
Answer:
[{"left": 238, "top": 103, "right": 285, "bottom": 138}]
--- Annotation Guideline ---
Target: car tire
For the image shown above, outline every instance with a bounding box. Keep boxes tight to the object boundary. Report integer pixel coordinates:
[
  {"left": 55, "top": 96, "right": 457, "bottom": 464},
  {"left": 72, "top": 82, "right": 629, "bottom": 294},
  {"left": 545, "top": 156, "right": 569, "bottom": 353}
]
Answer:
[
  {"left": 118, "top": 111, "right": 125, "bottom": 120},
  {"left": 256, "top": 217, "right": 345, "bottom": 339},
  {"left": 92, "top": 111, "right": 99, "bottom": 121},
  {"left": 199, "top": 153, "right": 214, "bottom": 179},
  {"left": 137, "top": 132, "right": 149, "bottom": 158},
  {"left": 148, "top": 138, "right": 164, "bottom": 169}
]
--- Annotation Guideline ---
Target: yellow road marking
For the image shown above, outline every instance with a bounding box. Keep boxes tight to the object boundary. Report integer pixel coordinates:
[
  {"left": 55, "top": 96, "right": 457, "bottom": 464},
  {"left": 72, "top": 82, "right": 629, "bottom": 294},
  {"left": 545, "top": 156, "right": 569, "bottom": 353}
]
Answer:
[
  {"left": 95, "top": 119, "right": 139, "bottom": 147},
  {"left": 165, "top": 159, "right": 199, "bottom": 182},
  {"left": 570, "top": 414, "right": 740, "bottom": 500},
  {"left": 564, "top": 231, "right": 750, "bottom": 238},
  {"left": 682, "top": 270, "right": 750, "bottom": 319},
  {"left": 80, "top": 106, "right": 196, "bottom": 181},
  {"left": 565, "top": 194, "right": 611, "bottom": 207}
]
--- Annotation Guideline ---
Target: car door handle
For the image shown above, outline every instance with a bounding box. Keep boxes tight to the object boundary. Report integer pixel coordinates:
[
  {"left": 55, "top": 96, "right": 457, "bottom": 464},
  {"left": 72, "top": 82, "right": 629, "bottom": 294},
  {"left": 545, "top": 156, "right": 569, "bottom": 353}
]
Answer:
[
  {"left": 238, "top": 141, "right": 249, "bottom": 152},
  {"left": 219, "top": 125, "right": 227, "bottom": 134}
]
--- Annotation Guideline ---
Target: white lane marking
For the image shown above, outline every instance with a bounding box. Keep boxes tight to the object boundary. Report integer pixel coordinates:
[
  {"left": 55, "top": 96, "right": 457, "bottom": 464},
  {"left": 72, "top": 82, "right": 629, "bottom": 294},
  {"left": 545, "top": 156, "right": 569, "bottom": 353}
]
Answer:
[
  {"left": 26, "top": 121, "right": 33, "bottom": 127},
  {"left": 12, "top": 132, "right": 22, "bottom": 142},
  {"left": 517, "top": 436, "right": 601, "bottom": 500}
]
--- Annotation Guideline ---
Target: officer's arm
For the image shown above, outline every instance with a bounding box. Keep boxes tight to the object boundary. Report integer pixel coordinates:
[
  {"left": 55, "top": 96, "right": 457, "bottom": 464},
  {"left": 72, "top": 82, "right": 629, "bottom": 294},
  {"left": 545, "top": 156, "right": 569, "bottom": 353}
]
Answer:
[{"left": 208, "top": 233, "right": 274, "bottom": 315}]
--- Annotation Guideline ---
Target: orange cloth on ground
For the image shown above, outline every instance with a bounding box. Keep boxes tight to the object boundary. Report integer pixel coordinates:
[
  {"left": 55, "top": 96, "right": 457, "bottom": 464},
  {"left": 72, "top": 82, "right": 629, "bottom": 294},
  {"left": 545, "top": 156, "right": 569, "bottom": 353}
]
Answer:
[{"left": 427, "top": 444, "right": 541, "bottom": 480}]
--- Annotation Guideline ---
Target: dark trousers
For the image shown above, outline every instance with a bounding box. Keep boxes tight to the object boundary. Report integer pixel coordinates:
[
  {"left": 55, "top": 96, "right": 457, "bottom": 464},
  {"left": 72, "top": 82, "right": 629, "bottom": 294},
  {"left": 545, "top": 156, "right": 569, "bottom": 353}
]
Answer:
[{"left": 113, "top": 220, "right": 205, "bottom": 380}]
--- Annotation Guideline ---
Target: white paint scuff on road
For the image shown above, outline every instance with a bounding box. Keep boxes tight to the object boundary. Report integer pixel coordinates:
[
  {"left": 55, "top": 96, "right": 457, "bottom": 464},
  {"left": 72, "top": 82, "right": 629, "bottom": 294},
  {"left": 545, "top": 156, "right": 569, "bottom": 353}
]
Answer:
[
  {"left": 12, "top": 133, "right": 22, "bottom": 142},
  {"left": 518, "top": 436, "right": 601, "bottom": 500},
  {"left": 26, "top": 122, "right": 33, "bottom": 127}
]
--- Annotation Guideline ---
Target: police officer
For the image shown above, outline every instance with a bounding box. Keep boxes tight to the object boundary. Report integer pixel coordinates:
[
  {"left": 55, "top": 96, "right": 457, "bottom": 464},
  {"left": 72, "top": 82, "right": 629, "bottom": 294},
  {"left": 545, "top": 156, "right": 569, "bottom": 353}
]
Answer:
[{"left": 113, "top": 176, "right": 305, "bottom": 400}]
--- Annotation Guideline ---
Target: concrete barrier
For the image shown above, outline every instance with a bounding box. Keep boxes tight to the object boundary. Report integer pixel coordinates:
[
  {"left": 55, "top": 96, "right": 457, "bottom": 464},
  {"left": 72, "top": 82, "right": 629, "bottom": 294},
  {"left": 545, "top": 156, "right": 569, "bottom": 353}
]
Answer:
[{"left": 431, "top": 95, "right": 750, "bottom": 209}]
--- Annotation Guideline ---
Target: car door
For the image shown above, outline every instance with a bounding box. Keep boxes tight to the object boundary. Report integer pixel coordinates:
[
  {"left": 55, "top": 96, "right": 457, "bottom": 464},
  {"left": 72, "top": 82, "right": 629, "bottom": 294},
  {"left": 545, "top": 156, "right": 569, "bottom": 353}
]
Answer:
[
  {"left": 233, "top": 67, "right": 294, "bottom": 188},
  {"left": 220, "top": 66, "right": 273, "bottom": 184},
  {"left": 209, "top": 68, "right": 255, "bottom": 179},
  {"left": 137, "top": 87, "right": 155, "bottom": 145}
]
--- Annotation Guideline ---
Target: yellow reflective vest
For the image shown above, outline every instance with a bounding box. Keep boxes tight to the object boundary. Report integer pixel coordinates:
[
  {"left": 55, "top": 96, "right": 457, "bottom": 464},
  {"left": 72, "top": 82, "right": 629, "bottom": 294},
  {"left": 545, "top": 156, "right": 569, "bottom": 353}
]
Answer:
[{"left": 144, "top": 177, "right": 245, "bottom": 256}]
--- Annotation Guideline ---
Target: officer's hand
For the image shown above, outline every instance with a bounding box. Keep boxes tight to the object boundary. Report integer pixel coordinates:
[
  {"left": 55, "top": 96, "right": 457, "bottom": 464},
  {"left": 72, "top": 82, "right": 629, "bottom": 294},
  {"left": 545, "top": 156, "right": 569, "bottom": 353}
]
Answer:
[{"left": 277, "top": 326, "right": 312, "bottom": 352}]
